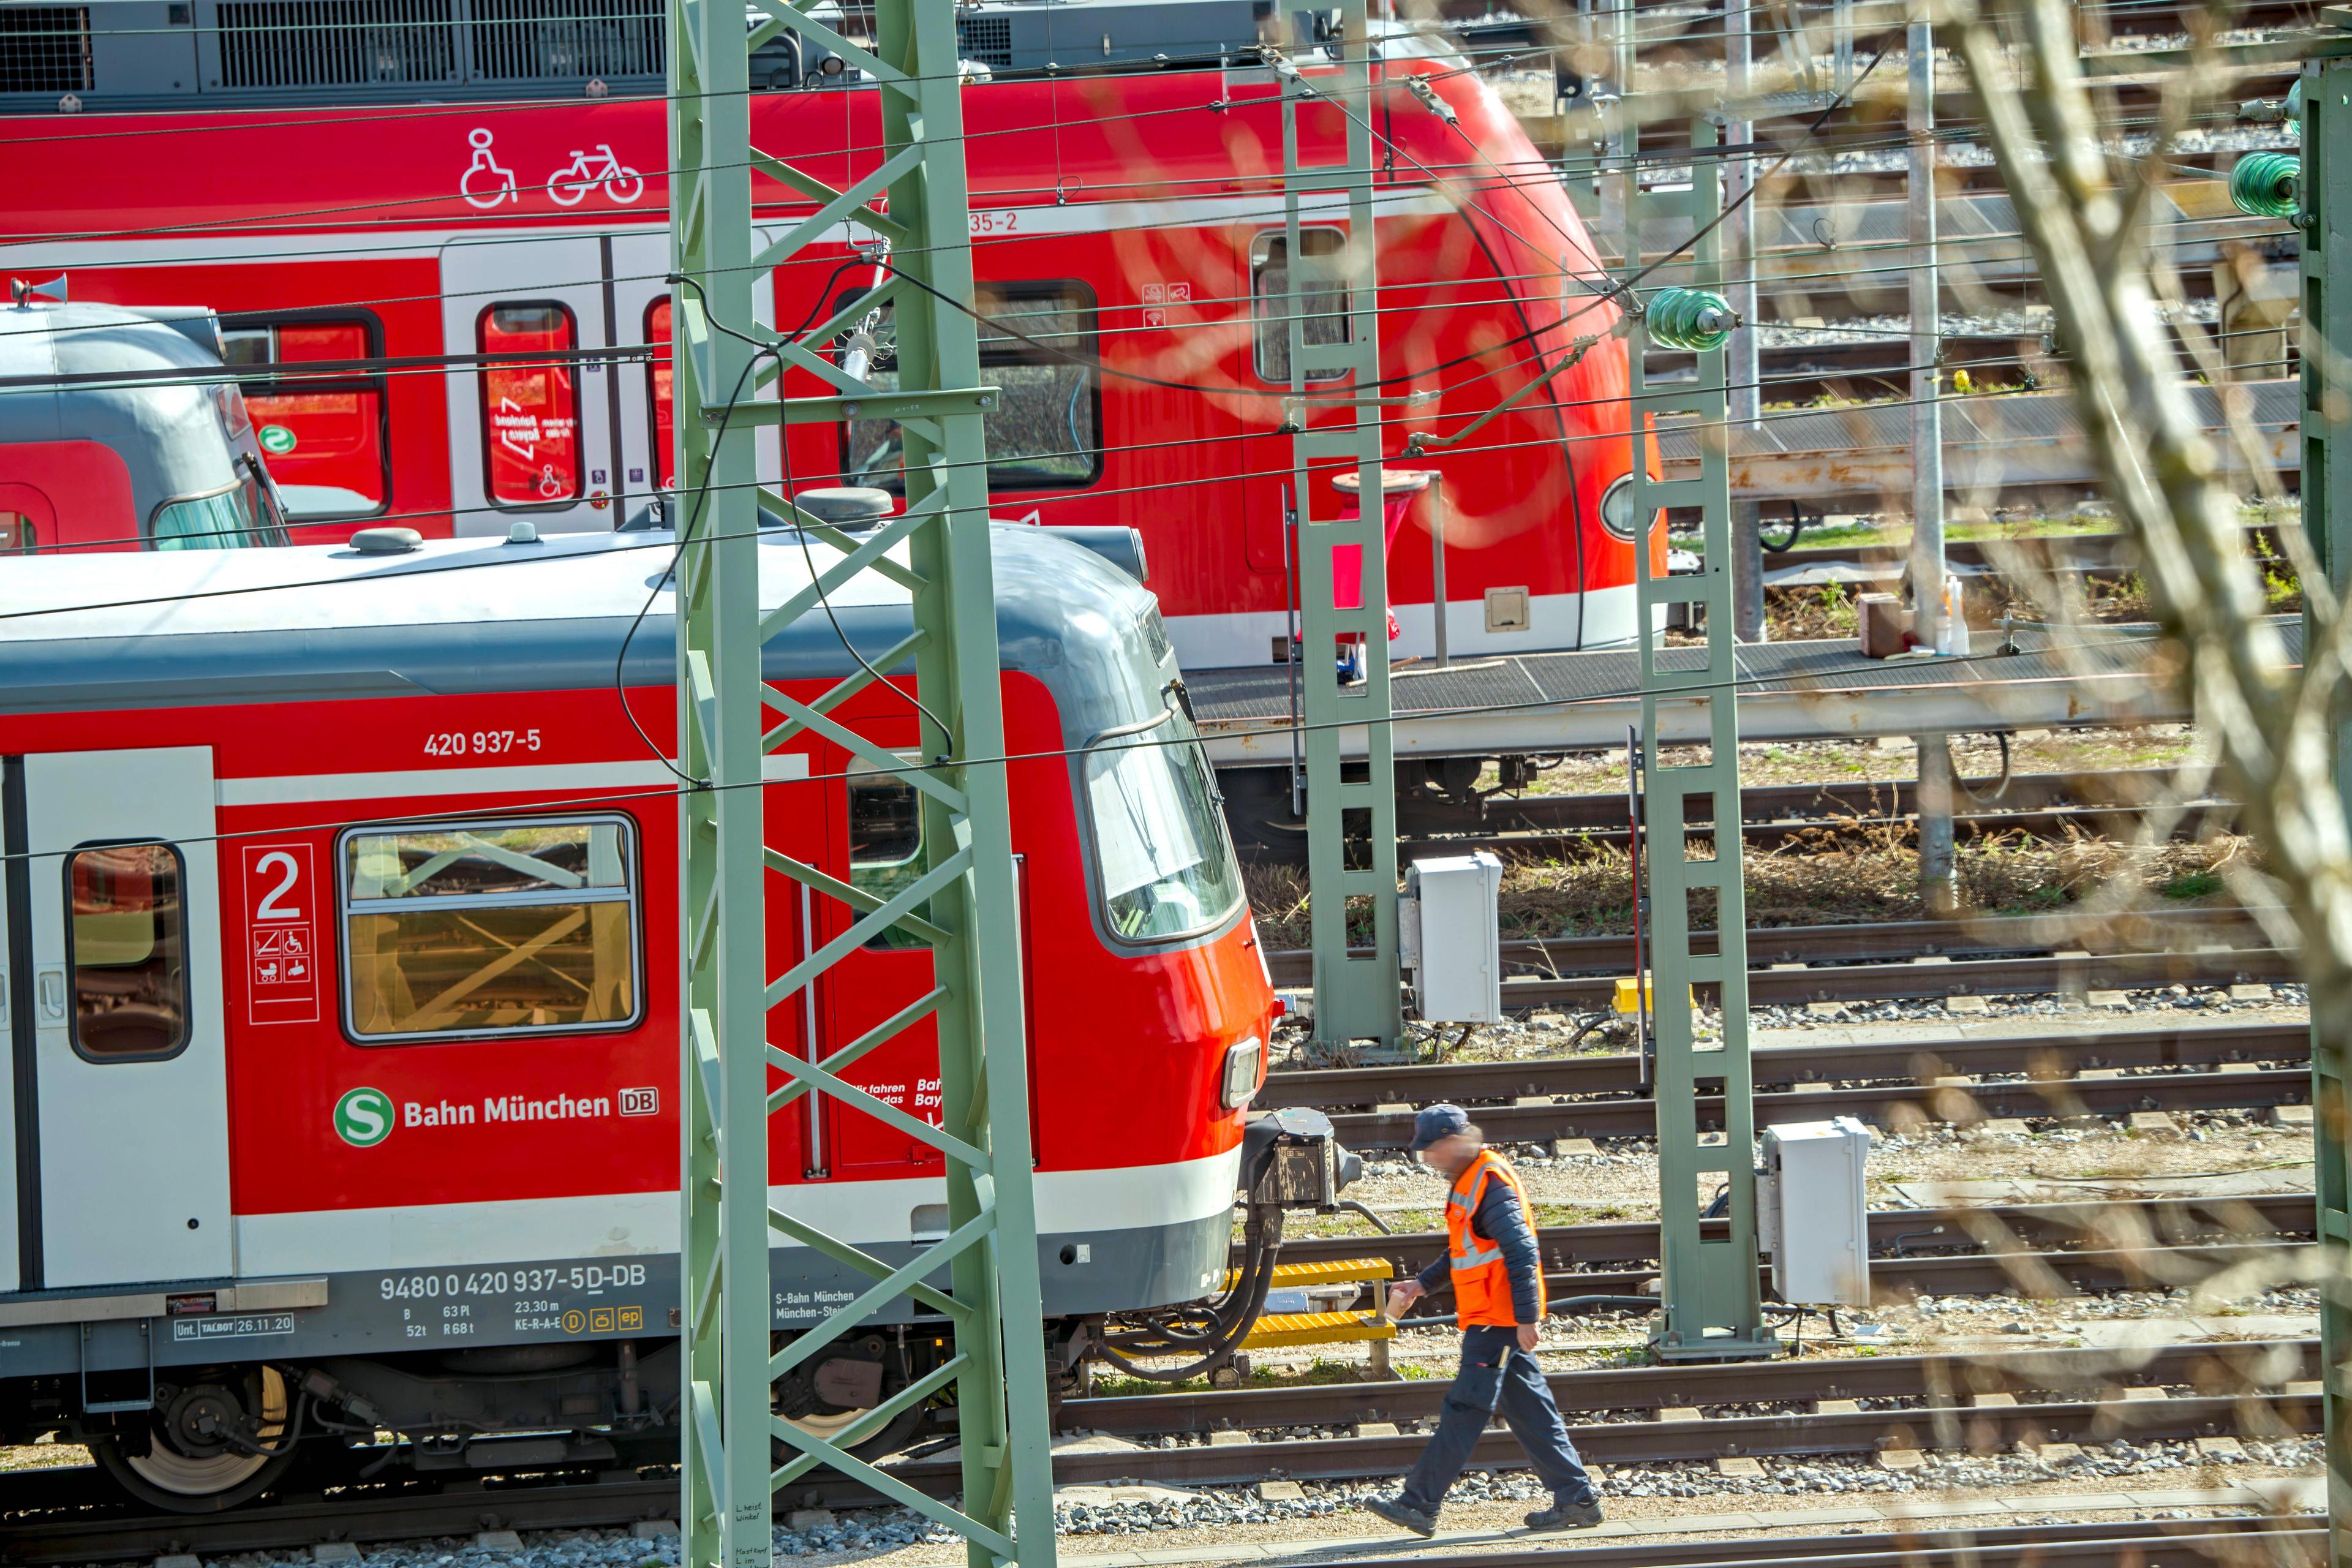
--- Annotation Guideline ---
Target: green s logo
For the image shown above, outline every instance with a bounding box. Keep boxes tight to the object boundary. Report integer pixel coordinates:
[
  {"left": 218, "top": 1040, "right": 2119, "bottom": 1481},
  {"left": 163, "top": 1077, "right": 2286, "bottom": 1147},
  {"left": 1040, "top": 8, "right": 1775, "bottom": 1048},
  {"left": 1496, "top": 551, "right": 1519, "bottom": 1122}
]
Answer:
[
  {"left": 258, "top": 424, "right": 297, "bottom": 455},
  {"left": 334, "top": 1087, "right": 395, "bottom": 1148}
]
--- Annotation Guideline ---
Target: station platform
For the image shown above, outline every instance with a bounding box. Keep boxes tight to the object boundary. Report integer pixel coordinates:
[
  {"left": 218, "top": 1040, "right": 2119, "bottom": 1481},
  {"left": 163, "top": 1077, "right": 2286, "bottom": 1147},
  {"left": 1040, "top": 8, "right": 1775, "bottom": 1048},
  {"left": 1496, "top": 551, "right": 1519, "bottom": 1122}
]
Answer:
[{"left": 1188, "top": 616, "right": 2295, "bottom": 764}]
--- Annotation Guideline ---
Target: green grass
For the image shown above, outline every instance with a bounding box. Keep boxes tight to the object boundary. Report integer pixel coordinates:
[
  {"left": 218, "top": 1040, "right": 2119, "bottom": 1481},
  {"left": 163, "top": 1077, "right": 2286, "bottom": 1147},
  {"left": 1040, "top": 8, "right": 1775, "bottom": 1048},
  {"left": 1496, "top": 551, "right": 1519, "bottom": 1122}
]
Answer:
[{"left": 2162, "top": 869, "right": 2224, "bottom": 900}]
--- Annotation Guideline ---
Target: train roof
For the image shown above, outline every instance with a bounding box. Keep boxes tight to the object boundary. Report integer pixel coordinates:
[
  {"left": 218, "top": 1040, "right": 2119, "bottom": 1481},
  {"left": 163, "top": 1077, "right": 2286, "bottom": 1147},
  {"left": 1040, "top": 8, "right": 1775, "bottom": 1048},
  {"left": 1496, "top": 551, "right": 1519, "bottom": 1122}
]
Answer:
[
  {"left": 0, "top": 300, "right": 246, "bottom": 527},
  {"left": 0, "top": 522, "right": 1170, "bottom": 741}
]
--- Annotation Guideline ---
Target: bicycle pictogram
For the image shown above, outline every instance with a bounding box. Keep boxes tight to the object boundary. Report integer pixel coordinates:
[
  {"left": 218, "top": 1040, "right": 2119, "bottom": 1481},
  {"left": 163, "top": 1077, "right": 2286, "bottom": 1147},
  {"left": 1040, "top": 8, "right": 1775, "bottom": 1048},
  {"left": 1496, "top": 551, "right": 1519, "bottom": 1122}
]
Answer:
[{"left": 547, "top": 144, "right": 644, "bottom": 207}]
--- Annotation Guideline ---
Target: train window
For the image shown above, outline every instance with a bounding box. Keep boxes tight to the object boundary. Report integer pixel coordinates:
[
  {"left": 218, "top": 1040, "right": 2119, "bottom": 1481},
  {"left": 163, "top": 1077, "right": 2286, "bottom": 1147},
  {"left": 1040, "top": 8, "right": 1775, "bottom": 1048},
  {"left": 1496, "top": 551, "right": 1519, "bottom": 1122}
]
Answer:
[
  {"left": 646, "top": 296, "right": 675, "bottom": 491},
  {"left": 339, "top": 818, "right": 639, "bottom": 1042},
  {"left": 838, "top": 282, "right": 1101, "bottom": 491},
  {"left": 151, "top": 480, "right": 261, "bottom": 550},
  {"left": 63, "top": 842, "right": 190, "bottom": 1062},
  {"left": 847, "top": 759, "right": 928, "bottom": 951},
  {"left": 1251, "top": 230, "right": 1352, "bottom": 383},
  {"left": 1082, "top": 710, "right": 1245, "bottom": 944},
  {"left": 0, "top": 511, "right": 30, "bottom": 552},
  {"left": 219, "top": 312, "right": 390, "bottom": 519},
  {"left": 477, "top": 303, "right": 584, "bottom": 510}
]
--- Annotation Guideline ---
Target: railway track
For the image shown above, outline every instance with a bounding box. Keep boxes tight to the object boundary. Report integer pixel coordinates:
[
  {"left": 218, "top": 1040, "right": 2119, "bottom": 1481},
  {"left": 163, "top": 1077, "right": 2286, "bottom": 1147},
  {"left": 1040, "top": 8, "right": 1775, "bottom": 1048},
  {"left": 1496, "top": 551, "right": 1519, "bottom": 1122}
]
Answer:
[
  {"left": 1389, "top": 767, "right": 2184, "bottom": 836},
  {"left": 1276, "top": 1193, "right": 2317, "bottom": 1303},
  {"left": 1277, "top": 1191, "right": 2318, "bottom": 1276},
  {"left": 11, "top": 1338, "right": 2305, "bottom": 1564},
  {"left": 1267, "top": 905, "right": 2290, "bottom": 1009},
  {"left": 1317, "top": 1519, "right": 2324, "bottom": 1568},
  {"left": 1065, "top": 1336, "right": 2316, "bottom": 1441},
  {"left": 1310, "top": 1063, "right": 2304, "bottom": 1145},
  {"left": 1262, "top": 1020, "right": 2308, "bottom": 1110}
]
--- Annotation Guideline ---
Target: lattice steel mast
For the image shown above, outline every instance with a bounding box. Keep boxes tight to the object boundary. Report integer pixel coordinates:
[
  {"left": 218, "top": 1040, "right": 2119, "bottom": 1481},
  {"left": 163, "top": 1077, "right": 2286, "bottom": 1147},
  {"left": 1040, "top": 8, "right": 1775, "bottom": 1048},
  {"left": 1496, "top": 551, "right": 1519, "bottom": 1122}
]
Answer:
[
  {"left": 669, "top": 0, "right": 1058, "bottom": 1561},
  {"left": 1281, "top": 0, "right": 1401, "bottom": 1052},
  {"left": 1626, "top": 119, "right": 1774, "bottom": 1362}
]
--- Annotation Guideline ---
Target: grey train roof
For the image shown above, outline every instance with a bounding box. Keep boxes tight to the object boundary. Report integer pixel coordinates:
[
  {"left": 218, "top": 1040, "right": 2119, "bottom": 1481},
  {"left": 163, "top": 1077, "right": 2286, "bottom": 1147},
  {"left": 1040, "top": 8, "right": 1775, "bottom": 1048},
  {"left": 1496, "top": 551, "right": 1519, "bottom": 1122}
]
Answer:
[
  {"left": 0, "top": 523, "right": 1170, "bottom": 745},
  {"left": 0, "top": 298, "right": 246, "bottom": 533}
]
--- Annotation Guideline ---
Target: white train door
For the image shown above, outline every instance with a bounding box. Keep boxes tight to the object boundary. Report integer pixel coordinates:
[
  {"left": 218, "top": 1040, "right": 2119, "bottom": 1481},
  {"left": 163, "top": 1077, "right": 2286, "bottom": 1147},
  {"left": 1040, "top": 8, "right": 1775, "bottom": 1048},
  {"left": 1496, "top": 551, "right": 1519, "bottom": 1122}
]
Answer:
[
  {"left": 21, "top": 748, "right": 232, "bottom": 1289},
  {"left": 0, "top": 795, "right": 18, "bottom": 1297},
  {"left": 442, "top": 236, "right": 617, "bottom": 537},
  {"left": 442, "top": 232, "right": 777, "bottom": 538}
]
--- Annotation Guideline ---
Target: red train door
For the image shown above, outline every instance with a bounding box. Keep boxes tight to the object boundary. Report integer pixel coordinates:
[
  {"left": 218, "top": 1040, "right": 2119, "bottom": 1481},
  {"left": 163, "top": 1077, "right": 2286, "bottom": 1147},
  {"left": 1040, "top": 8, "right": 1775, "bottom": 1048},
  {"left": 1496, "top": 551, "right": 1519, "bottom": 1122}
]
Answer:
[
  {"left": 807, "top": 745, "right": 1038, "bottom": 1183},
  {"left": 13, "top": 747, "right": 231, "bottom": 1289}
]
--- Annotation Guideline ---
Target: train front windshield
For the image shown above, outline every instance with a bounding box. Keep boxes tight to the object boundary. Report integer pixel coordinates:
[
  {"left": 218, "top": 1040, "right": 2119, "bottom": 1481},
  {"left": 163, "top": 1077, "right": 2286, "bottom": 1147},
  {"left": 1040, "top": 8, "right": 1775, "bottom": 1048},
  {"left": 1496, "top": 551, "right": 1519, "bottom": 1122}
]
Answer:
[{"left": 1084, "top": 710, "right": 1243, "bottom": 943}]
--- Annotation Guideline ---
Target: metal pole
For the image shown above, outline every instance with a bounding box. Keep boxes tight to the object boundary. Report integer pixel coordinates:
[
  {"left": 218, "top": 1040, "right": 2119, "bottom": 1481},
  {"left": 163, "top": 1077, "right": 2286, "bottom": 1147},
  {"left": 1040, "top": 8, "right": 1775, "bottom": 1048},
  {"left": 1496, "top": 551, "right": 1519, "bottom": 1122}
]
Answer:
[
  {"left": 1430, "top": 481, "right": 1449, "bottom": 669},
  {"left": 1905, "top": 10, "right": 1957, "bottom": 919},
  {"left": 1726, "top": 0, "right": 1767, "bottom": 644},
  {"left": 1628, "top": 115, "right": 1774, "bottom": 1363},
  {"left": 1293, "top": 0, "right": 1402, "bottom": 1052},
  {"left": 671, "top": 0, "right": 1059, "bottom": 1556},
  {"left": 2297, "top": 52, "right": 2352, "bottom": 1568}
]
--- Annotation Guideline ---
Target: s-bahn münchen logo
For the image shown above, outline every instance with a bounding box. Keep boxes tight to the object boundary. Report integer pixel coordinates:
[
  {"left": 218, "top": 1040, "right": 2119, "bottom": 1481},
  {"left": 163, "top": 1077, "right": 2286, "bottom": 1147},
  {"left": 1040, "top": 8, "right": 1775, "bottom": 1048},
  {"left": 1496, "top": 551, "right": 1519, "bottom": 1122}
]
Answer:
[{"left": 334, "top": 1087, "right": 396, "bottom": 1148}]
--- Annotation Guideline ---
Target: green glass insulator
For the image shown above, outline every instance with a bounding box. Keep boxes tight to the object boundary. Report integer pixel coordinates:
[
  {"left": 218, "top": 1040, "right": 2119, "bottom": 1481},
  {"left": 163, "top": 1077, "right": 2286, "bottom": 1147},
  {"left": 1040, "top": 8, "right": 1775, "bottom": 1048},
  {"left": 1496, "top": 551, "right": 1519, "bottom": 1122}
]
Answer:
[
  {"left": 1646, "top": 286, "right": 1738, "bottom": 351},
  {"left": 2230, "top": 151, "right": 2301, "bottom": 218}
]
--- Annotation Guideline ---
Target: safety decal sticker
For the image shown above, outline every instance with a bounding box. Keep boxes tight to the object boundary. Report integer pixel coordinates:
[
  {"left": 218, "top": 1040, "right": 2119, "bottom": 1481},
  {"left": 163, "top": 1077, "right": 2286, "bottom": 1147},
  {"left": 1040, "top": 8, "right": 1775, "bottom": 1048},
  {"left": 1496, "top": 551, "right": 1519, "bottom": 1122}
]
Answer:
[{"left": 243, "top": 842, "right": 320, "bottom": 1025}]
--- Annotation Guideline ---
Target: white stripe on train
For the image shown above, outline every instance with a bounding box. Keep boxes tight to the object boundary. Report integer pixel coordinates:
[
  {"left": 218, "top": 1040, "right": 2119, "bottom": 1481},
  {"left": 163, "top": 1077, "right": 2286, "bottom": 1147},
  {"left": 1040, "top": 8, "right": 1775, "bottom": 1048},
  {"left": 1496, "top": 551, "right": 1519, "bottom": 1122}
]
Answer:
[{"left": 233, "top": 1146, "right": 1245, "bottom": 1275}]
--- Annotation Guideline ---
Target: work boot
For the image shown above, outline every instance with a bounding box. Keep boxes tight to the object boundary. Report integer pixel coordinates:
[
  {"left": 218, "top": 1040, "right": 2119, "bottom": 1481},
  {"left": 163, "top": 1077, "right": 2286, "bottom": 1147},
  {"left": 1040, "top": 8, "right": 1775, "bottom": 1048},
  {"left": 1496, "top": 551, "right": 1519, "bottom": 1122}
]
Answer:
[
  {"left": 1525, "top": 1498, "right": 1605, "bottom": 1531},
  {"left": 1364, "top": 1496, "right": 1439, "bottom": 1537}
]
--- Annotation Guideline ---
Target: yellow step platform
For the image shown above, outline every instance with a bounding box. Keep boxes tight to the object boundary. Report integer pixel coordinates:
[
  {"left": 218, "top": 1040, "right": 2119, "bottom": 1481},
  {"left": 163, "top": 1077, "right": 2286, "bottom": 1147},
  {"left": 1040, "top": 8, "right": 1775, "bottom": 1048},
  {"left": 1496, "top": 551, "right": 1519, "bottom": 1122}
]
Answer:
[
  {"left": 1240, "top": 1309, "right": 1396, "bottom": 1348},
  {"left": 1225, "top": 1255, "right": 1396, "bottom": 1292}
]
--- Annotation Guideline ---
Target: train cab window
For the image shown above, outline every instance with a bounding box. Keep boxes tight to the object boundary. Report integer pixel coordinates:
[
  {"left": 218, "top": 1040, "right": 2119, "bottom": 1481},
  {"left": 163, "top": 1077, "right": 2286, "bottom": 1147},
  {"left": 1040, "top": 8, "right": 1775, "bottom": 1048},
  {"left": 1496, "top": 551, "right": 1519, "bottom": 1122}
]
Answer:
[
  {"left": 339, "top": 818, "right": 639, "bottom": 1042},
  {"left": 848, "top": 760, "right": 929, "bottom": 951},
  {"left": 151, "top": 481, "right": 261, "bottom": 550},
  {"left": 477, "top": 303, "right": 584, "bottom": 509},
  {"left": 219, "top": 313, "right": 390, "bottom": 519},
  {"left": 646, "top": 296, "right": 675, "bottom": 491},
  {"left": 839, "top": 282, "right": 1100, "bottom": 491},
  {"left": 1251, "top": 229, "right": 1353, "bottom": 383},
  {"left": 1082, "top": 710, "right": 1245, "bottom": 943},
  {"left": 64, "top": 842, "right": 190, "bottom": 1061}
]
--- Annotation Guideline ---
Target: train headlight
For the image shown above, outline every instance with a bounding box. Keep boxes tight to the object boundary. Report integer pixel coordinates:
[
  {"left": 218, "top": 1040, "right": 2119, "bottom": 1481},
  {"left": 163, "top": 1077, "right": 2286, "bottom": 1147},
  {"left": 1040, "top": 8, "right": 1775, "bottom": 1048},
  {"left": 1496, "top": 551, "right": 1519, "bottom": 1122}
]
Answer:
[
  {"left": 1221, "top": 1035, "right": 1265, "bottom": 1110},
  {"left": 1599, "top": 474, "right": 1659, "bottom": 543}
]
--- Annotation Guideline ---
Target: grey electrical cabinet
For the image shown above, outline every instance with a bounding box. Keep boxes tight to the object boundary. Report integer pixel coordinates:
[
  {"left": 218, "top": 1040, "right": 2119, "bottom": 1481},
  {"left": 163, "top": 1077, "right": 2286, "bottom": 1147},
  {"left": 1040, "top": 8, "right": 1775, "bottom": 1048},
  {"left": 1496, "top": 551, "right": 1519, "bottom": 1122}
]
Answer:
[
  {"left": 1757, "top": 1117, "right": 1872, "bottom": 1306},
  {"left": 1400, "top": 851, "right": 1503, "bottom": 1024}
]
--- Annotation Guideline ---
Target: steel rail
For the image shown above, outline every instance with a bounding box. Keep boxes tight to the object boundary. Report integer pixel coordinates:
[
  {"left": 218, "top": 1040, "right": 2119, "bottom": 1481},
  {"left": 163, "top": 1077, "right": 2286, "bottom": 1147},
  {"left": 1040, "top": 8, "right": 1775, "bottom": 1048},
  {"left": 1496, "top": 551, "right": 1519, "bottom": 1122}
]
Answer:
[
  {"left": 1265, "top": 905, "right": 2277, "bottom": 990},
  {"left": 1317, "top": 1065, "right": 2307, "bottom": 1145},
  {"left": 1318, "top": 1519, "right": 2325, "bottom": 1568},
  {"left": 1062, "top": 1337, "right": 2316, "bottom": 1438},
  {"left": 967, "top": 1387, "right": 2323, "bottom": 1487},
  {"left": 1272, "top": 1192, "right": 2320, "bottom": 1275},
  {"left": 1262, "top": 1022, "right": 2310, "bottom": 1109}
]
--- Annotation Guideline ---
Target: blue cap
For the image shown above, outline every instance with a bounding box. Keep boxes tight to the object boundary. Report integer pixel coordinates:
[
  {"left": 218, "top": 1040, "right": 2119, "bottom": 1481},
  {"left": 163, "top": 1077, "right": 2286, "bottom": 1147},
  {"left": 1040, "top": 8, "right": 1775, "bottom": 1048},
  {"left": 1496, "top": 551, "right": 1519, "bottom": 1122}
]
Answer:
[{"left": 1409, "top": 1102, "right": 1472, "bottom": 1153}]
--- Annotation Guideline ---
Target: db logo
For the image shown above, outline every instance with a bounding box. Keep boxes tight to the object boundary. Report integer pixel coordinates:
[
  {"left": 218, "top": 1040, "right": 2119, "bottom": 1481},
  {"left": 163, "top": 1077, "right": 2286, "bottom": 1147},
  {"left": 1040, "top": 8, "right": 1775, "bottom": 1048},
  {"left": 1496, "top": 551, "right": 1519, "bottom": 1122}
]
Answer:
[{"left": 619, "top": 1086, "right": 659, "bottom": 1117}]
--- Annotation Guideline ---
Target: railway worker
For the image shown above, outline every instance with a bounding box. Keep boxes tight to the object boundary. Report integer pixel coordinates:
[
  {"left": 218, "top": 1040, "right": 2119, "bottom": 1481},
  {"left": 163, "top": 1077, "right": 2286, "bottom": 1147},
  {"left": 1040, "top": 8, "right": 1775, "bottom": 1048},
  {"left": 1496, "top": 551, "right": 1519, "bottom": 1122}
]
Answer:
[{"left": 1364, "top": 1104, "right": 1603, "bottom": 1538}]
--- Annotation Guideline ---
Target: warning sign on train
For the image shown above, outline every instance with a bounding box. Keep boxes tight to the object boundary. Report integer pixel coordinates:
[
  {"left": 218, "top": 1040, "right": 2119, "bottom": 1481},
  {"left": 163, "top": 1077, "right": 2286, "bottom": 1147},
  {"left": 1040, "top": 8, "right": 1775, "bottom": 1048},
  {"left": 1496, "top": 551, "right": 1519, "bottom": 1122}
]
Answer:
[{"left": 243, "top": 843, "right": 320, "bottom": 1025}]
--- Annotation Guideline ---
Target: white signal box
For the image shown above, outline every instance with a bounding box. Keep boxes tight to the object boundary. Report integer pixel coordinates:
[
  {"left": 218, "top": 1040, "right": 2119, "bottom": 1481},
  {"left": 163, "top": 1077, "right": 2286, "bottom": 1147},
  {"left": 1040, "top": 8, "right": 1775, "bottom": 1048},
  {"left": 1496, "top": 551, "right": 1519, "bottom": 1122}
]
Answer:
[
  {"left": 1757, "top": 1117, "right": 1873, "bottom": 1306},
  {"left": 1400, "top": 851, "right": 1504, "bottom": 1023}
]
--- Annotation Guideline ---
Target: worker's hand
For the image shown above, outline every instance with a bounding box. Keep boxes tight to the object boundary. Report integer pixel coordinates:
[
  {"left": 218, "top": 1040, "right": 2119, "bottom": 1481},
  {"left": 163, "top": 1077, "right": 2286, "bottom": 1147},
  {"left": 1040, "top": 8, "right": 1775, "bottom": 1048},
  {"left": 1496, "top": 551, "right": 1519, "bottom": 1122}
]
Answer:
[
  {"left": 1515, "top": 1323, "right": 1540, "bottom": 1353},
  {"left": 1385, "top": 1281, "right": 1425, "bottom": 1320}
]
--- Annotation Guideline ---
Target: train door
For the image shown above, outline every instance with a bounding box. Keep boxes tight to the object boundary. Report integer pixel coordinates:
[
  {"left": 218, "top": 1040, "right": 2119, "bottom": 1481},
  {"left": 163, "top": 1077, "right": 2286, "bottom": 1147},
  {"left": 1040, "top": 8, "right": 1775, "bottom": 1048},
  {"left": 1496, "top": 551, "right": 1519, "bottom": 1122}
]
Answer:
[
  {"left": 16, "top": 748, "right": 230, "bottom": 1289},
  {"left": 810, "top": 745, "right": 1038, "bottom": 1181},
  {"left": 0, "top": 820, "right": 17, "bottom": 1296},
  {"left": 440, "top": 237, "right": 622, "bottom": 536}
]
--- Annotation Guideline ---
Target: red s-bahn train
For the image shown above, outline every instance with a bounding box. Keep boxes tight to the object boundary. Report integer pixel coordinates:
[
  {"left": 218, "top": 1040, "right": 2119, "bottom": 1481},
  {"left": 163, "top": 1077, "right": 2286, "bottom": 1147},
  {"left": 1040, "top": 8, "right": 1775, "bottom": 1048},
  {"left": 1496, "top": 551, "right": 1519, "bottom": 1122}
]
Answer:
[
  {"left": 0, "top": 517, "right": 1306, "bottom": 1509},
  {"left": 0, "top": 42, "right": 1657, "bottom": 675}
]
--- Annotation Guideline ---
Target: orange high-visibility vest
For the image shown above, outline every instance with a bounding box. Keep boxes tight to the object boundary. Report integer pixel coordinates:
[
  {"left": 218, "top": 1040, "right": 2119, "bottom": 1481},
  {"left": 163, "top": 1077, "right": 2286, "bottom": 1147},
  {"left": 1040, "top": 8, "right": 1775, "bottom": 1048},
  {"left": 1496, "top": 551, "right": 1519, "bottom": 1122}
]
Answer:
[{"left": 1444, "top": 1147, "right": 1544, "bottom": 1328}]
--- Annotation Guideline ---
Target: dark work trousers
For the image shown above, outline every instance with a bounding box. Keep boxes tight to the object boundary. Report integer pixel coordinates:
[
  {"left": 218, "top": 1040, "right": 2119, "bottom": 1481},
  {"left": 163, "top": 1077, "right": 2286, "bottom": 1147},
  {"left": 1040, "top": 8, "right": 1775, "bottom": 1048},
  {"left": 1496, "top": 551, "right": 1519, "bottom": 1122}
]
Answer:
[{"left": 1398, "top": 1325, "right": 1596, "bottom": 1513}]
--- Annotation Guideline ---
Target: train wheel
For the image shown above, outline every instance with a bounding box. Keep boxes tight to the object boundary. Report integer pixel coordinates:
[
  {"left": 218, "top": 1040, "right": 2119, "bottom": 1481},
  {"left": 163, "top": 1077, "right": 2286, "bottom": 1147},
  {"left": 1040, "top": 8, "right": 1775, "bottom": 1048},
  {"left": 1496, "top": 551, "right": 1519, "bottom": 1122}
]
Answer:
[
  {"left": 771, "top": 1396, "right": 929, "bottom": 1463},
  {"left": 93, "top": 1366, "right": 296, "bottom": 1513}
]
